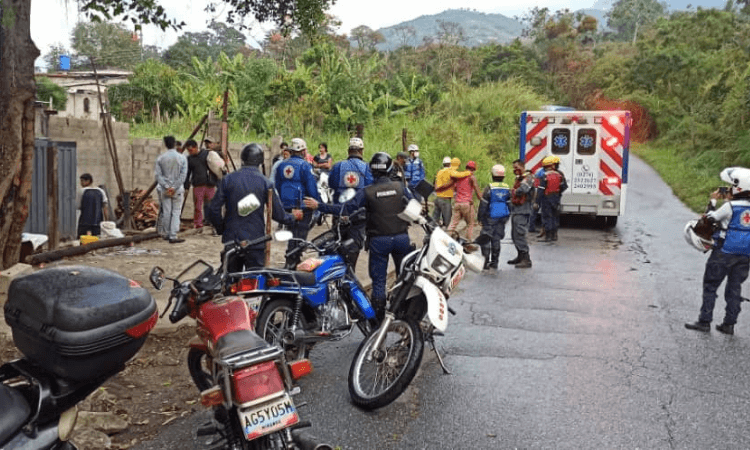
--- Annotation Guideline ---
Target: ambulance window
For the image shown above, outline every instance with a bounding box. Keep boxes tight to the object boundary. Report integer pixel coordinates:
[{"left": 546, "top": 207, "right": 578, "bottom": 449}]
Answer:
[
  {"left": 551, "top": 129, "right": 570, "bottom": 155},
  {"left": 577, "top": 129, "right": 597, "bottom": 155}
]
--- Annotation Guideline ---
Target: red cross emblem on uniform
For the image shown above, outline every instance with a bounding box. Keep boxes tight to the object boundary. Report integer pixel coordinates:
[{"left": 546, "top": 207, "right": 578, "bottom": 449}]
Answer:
[
  {"left": 741, "top": 210, "right": 750, "bottom": 227},
  {"left": 344, "top": 171, "right": 360, "bottom": 187},
  {"left": 284, "top": 165, "right": 295, "bottom": 179}
]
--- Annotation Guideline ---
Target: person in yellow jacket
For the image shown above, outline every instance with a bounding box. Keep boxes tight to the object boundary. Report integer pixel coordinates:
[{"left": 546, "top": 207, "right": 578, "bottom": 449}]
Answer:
[{"left": 433, "top": 157, "right": 473, "bottom": 227}]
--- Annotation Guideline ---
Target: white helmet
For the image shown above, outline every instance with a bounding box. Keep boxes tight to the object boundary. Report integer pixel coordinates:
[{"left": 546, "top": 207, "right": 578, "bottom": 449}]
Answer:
[
  {"left": 442, "top": 156, "right": 451, "bottom": 165},
  {"left": 349, "top": 137, "right": 364, "bottom": 150},
  {"left": 408, "top": 144, "right": 419, "bottom": 152},
  {"left": 289, "top": 138, "right": 307, "bottom": 152},
  {"left": 720, "top": 167, "right": 750, "bottom": 195},
  {"left": 491, "top": 164, "right": 506, "bottom": 177},
  {"left": 684, "top": 219, "right": 714, "bottom": 253}
]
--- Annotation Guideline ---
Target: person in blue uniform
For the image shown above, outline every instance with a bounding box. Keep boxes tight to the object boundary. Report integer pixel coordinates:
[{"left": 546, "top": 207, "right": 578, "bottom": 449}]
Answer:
[
  {"left": 274, "top": 138, "right": 321, "bottom": 268},
  {"left": 304, "top": 152, "right": 414, "bottom": 321},
  {"left": 209, "top": 143, "right": 300, "bottom": 271},
  {"left": 536, "top": 155, "right": 568, "bottom": 242},
  {"left": 326, "top": 137, "right": 373, "bottom": 268},
  {"left": 404, "top": 144, "right": 425, "bottom": 200},
  {"left": 477, "top": 164, "right": 511, "bottom": 270},
  {"left": 686, "top": 167, "right": 750, "bottom": 335}
]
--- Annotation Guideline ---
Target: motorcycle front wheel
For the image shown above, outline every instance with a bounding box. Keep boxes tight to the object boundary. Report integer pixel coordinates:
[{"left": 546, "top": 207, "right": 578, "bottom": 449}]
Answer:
[
  {"left": 348, "top": 318, "right": 424, "bottom": 410},
  {"left": 257, "top": 298, "right": 311, "bottom": 361},
  {"left": 187, "top": 347, "right": 214, "bottom": 392}
]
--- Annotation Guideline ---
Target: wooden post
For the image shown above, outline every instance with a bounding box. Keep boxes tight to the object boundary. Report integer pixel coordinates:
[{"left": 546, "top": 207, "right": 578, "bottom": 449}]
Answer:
[
  {"left": 222, "top": 90, "right": 236, "bottom": 171},
  {"left": 402, "top": 128, "right": 408, "bottom": 152},
  {"left": 265, "top": 189, "right": 273, "bottom": 266},
  {"left": 46, "top": 144, "right": 59, "bottom": 250}
]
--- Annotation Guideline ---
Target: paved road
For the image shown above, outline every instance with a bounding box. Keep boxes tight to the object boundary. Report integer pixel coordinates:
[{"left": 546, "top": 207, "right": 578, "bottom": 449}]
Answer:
[{"left": 136, "top": 155, "right": 750, "bottom": 449}]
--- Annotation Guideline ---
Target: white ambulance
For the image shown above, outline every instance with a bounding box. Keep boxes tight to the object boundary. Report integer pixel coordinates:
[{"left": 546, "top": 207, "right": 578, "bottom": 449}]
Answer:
[{"left": 519, "top": 110, "right": 631, "bottom": 227}]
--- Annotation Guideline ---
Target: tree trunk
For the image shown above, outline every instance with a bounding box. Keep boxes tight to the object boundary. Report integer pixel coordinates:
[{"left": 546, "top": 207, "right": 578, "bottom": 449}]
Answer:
[{"left": 0, "top": 0, "right": 40, "bottom": 269}]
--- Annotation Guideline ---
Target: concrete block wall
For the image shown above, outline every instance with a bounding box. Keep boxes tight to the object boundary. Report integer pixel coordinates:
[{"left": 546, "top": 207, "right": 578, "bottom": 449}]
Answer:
[{"left": 47, "top": 116, "right": 131, "bottom": 203}]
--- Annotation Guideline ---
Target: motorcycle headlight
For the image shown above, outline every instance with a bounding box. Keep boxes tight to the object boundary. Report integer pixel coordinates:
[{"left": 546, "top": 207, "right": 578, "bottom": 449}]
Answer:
[{"left": 431, "top": 255, "right": 455, "bottom": 276}]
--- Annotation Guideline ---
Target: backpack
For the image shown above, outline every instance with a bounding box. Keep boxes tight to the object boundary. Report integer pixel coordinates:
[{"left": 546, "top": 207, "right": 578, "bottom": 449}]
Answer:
[{"left": 206, "top": 150, "right": 225, "bottom": 181}]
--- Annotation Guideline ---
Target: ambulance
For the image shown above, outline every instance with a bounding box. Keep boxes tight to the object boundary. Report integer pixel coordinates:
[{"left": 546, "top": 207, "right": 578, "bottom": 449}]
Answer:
[{"left": 519, "top": 110, "right": 631, "bottom": 227}]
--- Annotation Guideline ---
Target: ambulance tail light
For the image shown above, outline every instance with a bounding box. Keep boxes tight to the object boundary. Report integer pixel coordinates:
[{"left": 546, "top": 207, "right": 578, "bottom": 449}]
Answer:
[{"left": 606, "top": 177, "right": 621, "bottom": 187}]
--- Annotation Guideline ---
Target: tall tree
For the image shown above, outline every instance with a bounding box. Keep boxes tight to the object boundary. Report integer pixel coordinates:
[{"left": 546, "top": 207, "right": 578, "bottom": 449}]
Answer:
[
  {"left": 607, "top": 0, "right": 668, "bottom": 44},
  {"left": 70, "top": 21, "right": 142, "bottom": 69},
  {"left": 349, "top": 25, "right": 384, "bottom": 53},
  {"left": 0, "top": 0, "right": 332, "bottom": 270},
  {"left": 164, "top": 20, "right": 248, "bottom": 70},
  {"left": 42, "top": 43, "right": 71, "bottom": 73}
]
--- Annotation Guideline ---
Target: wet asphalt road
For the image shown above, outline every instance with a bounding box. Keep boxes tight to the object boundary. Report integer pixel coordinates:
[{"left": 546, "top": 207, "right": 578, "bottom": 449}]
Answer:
[{"left": 135, "top": 155, "right": 750, "bottom": 449}]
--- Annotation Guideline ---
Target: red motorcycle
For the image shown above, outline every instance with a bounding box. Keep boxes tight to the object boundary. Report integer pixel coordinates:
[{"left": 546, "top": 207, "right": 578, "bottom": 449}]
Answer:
[{"left": 149, "top": 235, "right": 330, "bottom": 450}]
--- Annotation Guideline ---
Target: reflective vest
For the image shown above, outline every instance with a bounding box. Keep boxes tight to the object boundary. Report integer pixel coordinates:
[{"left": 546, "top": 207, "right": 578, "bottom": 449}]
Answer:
[
  {"left": 364, "top": 180, "right": 409, "bottom": 237},
  {"left": 335, "top": 158, "right": 370, "bottom": 199},
  {"left": 276, "top": 157, "right": 307, "bottom": 209},
  {"left": 488, "top": 182, "right": 511, "bottom": 219},
  {"left": 721, "top": 203, "right": 750, "bottom": 256}
]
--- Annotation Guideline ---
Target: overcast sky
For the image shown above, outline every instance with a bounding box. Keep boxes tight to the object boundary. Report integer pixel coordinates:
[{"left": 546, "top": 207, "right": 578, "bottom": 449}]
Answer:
[{"left": 31, "top": 0, "right": 600, "bottom": 66}]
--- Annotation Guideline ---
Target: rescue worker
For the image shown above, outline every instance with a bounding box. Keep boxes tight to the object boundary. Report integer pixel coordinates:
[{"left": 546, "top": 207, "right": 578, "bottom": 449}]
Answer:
[
  {"left": 326, "top": 137, "right": 373, "bottom": 268},
  {"left": 274, "top": 137, "right": 321, "bottom": 268},
  {"left": 529, "top": 165, "right": 545, "bottom": 235},
  {"left": 536, "top": 155, "right": 568, "bottom": 242},
  {"left": 209, "top": 143, "right": 301, "bottom": 272},
  {"left": 477, "top": 164, "right": 511, "bottom": 270},
  {"left": 304, "top": 152, "right": 415, "bottom": 321},
  {"left": 404, "top": 144, "right": 425, "bottom": 200},
  {"left": 685, "top": 167, "right": 750, "bottom": 335},
  {"left": 433, "top": 156, "right": 454, "bottom": 227},
  {"left": 507, "top": 159, "right": 535, "bottom": 269}
]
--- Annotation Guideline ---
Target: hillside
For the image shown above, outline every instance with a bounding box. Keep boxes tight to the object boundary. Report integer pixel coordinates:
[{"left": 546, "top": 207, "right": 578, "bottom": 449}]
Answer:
[{"left": 375, "top": 9, "right": 524, "bottom": 51}]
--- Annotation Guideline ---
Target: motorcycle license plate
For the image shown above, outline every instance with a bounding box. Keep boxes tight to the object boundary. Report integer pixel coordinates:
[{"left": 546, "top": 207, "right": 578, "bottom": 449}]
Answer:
[
  {"left": 448, "top": 265, "right": 466, "bottom": 293},
  {"left": 239, "top": 393, "right": 299, "bottom": 441}
]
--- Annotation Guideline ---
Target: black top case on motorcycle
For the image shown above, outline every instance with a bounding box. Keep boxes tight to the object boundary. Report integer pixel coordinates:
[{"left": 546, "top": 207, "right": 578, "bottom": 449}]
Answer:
[{"left": 4, "top": 265, "right": 157, "bottom": 382}]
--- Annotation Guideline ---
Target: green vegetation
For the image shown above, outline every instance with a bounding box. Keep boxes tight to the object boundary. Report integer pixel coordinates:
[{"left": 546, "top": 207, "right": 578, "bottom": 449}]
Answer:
[{"left": 50, "top": 4, "right": 750, "bottom": 213}]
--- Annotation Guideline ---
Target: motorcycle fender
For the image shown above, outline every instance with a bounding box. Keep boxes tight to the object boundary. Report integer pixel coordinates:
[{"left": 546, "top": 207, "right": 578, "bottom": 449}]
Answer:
[
  {"left": 413, "top": 276, "right": 448, "bottom": 332},
  {"left": 188, "top": 336, "right": 208, "bottom": 352}
]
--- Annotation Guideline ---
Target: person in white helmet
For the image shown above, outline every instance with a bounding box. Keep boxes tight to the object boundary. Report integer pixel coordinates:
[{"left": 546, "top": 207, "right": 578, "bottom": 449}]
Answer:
[
  {"left": 404, "top": 144, "right": 425, "bottom": 200},
  {"left": 477, "top": 164, "right": 512, "bottom": 270},
  {"left": 432, "top": 156, "right": 454, "bottom": 227},
  {"left": 685, "top": 167, "right": 750, "bottom": 335}
]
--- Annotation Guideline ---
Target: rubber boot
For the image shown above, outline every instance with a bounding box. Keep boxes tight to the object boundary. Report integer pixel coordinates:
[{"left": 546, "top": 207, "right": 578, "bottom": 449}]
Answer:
[
  {"left": 544, "top": 228, "right": 553, "bottom": 242},
  {"left": 482, "top": 247, "right": 491, "bottom": 270},
  {"left": 507, "top": 248, "right": 522, "bottom": 265},
  {"left": 515, "top": 251, "right": 532, "bottom": 269},
  {"left": 489, "top": 247, "right": 500, "bottom": 269},
  {"left": 537, "top": 229, "right": 545, "bottom": 239},
  {"left": 551, "top": 229, "right": 558, "bottom": 241}
]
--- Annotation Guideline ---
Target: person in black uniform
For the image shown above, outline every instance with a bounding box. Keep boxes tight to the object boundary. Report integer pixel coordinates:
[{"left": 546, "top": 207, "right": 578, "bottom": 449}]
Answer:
[
  {"left": 304, "top": 152, "right": 414, "bottom": 320},
  {"left": 209, "top": 143, "right": 301, "bottom": 271}
]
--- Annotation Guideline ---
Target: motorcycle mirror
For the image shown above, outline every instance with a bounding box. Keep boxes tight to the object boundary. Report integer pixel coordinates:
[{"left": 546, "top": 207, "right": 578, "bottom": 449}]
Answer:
[
  {"left": 339, "top": 188, "right": 356, "bottom": 203},
  {"left": 397, "top": 199, "right": 423, "bottom": 222},
  {"left": 274, "top": 230, "right": 293, "bottom": 242},
  {"left": 149, "top": 266, "right": 166, "bottom": 290}
]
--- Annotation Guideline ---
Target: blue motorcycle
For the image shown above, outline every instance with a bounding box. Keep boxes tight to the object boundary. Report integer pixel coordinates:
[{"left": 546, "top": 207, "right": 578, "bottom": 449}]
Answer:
[{"left": 226, "top": 209, "right": 378, "bottom": 361}]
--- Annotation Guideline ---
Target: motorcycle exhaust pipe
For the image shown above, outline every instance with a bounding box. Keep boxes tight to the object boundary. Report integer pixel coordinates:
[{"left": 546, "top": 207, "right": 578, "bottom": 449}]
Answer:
[{"left": 290, "top": 429, "right": 334, "bottom": 450}]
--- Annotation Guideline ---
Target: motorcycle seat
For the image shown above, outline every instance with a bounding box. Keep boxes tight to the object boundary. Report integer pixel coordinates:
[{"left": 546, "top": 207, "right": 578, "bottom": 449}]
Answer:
[
  {"left": 215, "top": 329, "right": 275, "bottom": 361},
  {"left": 290, "top": 271, "right": 317, "bottom": 286},
  {"left": 0, "top": 384, "right": 31, "bottom": 445}
]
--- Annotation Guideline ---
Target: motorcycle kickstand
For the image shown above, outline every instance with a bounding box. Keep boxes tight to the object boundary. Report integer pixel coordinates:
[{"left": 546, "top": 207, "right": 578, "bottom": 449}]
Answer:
[{"left": 425, "top": 333, "right": 451, "bottom": 375}]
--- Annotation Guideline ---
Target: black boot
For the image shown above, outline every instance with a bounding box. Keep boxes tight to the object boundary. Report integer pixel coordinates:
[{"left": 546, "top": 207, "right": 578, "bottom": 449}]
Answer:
[
  {"left": 489, "top": 247, "right": 500, "bottom": 269},
  {"left": 507, "top": 250, "right": 522, "bottom": 265},
  {"left": 551, "top": 229, "right": 558, "bottom": 241},
  {"left": 515, "top": 251, "right": 532, "bottom": 269}
]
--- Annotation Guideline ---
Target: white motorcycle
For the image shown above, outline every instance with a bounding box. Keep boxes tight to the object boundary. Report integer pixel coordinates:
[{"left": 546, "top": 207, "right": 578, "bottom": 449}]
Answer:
[{"left": 347, "top": 199, "right": 485, "bottom": 410}]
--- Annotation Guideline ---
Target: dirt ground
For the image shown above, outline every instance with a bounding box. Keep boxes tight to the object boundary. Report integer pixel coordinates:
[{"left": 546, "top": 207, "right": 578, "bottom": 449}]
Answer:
[{"left": 0, "top": 220, "right": 421, "bottom": 449}]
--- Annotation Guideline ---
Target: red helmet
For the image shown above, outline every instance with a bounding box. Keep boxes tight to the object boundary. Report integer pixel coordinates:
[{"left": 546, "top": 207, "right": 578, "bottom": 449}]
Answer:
[{"left": 466, "top": 161, "right": 476, "bottom": 170}]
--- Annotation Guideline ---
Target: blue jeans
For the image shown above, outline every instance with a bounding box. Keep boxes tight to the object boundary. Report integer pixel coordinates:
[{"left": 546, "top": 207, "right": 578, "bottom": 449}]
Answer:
[
  {"left": 700, "top": 248, "right": 750, "bottom": 325},
  {"left": 541, "top": 193, "right": 561, "bottom": 231},
  {"left": 158, "top": 189, "right": 184, "bottom": 239},
  {"left": 368, "top": 234, "right": 412, "bottom": 303},
  {"left": 285, "top": 210, "right": 313, "bottom": 267}
]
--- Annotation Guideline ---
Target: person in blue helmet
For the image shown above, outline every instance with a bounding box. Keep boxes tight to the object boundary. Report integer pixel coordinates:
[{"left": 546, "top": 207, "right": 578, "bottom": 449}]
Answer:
[
  {"left": 326, "top": 137, "right": 373, "bottom": 268},
  {"left": 304, "top": 152, "right": 415, "bottom": 321},
  {"left": 274, "top": 137, "right": 321, "bottom": 268}
]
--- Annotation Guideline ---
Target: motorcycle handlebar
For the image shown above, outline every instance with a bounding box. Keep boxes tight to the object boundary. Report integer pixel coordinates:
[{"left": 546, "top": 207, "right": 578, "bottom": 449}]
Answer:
[{"left": 168, "top": 294, "right": 189, "bottom": 324}]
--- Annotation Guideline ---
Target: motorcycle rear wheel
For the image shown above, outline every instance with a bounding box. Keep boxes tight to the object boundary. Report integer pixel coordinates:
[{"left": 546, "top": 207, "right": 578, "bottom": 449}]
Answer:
[
  {"left": 257, "top": 298, "right": 311, "bottom": 361},
  {"left": 348, "top": 318, "right": 424, "bottom": 410},
  {"left": 187, "top": 348, "right": 213, "bottom": 392}
]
